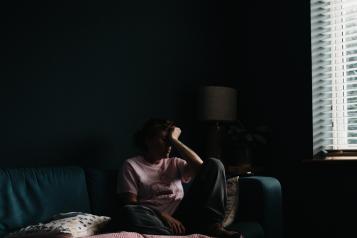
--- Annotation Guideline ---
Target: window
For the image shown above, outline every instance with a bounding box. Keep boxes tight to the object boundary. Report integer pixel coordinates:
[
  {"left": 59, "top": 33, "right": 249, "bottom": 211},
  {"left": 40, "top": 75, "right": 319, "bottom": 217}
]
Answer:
[{"left": 311, "top": 0, "right": 357, "bottom": 156}]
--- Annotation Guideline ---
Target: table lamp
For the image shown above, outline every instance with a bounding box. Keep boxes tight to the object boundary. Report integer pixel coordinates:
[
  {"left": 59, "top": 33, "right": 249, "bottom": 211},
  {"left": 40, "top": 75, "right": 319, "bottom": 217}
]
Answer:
[{"left": 197, "top": 86, "right": 238, "bottom": 159}]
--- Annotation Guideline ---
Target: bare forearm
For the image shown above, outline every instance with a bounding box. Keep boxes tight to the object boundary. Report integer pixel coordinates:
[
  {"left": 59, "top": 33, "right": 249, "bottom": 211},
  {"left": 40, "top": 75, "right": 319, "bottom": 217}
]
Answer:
[{"left": 171, "top": 138, "right": 203, "bottom": 170}]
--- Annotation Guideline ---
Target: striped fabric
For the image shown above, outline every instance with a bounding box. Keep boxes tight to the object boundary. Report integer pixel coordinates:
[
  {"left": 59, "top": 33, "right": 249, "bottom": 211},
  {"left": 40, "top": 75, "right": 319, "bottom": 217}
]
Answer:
[{"left": 87, "top": 232, "right": 212, "bottom": 238}]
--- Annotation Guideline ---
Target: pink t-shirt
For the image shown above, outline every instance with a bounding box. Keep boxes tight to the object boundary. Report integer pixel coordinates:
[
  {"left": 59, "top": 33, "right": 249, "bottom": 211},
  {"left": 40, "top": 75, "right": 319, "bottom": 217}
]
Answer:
[{"left": 117, "top": 155, "right": 192, "bottom": 215}]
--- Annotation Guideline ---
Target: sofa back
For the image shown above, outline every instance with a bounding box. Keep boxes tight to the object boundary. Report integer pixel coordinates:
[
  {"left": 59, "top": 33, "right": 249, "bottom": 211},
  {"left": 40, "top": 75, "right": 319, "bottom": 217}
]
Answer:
[
  {"left": 0, "top": 167, "right": 91, "bottom": 237},
  {"left": 84, "top": 168, "right": 119, "bottom": 218}
]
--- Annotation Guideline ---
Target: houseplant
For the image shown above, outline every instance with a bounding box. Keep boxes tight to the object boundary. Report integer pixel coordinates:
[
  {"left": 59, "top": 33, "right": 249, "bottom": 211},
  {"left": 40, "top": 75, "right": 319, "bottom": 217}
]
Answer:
[{"left": 222, "top": 121, "right": 270, "bottom": 174}]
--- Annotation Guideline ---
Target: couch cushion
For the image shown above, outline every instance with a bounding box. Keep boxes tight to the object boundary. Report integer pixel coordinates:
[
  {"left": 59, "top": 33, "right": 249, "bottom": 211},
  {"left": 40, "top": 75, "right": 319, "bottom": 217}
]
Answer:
[{"left": 0, "top": 167, "right": 91, "bottom": 237}]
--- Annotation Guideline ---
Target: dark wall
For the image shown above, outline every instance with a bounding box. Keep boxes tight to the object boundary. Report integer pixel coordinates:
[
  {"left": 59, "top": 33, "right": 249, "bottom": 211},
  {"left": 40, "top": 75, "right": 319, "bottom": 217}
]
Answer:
[
  {"left": 227, "top": 0, "right": 312, "bottom": 166},
  {"left": 2, "top": 0, "right": 352, "bottom": 237},
  {"left": 0, "top": 1, "right": 229, "bottom": 168},
  {"left": 228, "top": 0, "right": 356, "bottom": 237},
  {"left": 224, "top": 0, "right": 332, "bottom": 237}
]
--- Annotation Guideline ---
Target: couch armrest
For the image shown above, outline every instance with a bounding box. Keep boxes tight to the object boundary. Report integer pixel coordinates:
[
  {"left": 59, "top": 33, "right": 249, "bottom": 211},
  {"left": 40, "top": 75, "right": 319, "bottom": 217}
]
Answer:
[{"left": 237, "top": 176, "right": 283, "bottom": 238}]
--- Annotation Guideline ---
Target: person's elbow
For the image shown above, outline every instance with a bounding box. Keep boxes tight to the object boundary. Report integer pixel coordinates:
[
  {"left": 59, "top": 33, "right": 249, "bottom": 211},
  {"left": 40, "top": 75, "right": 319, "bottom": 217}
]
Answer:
[{"left": 186, "top": 163, "right": 202, "bottom": 178}]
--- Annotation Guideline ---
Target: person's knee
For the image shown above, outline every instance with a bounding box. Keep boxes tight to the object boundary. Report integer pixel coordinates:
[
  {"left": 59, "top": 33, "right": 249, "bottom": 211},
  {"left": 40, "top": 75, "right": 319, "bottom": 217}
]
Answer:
[{"left": 205, "top": 158, "right": 225, "bottom": 171}]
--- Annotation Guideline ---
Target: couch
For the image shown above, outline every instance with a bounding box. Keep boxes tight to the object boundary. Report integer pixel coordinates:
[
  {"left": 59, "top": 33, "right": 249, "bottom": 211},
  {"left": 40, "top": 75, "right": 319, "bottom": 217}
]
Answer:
[{"left": 0, "top": 167, "right": 282, "bottom": 238}]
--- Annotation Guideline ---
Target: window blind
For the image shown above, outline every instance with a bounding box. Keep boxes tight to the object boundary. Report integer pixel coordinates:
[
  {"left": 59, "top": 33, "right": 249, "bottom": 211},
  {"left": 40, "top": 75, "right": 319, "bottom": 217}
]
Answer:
[{"left": 311, "top": 0, "right": 357, "bottom": 155}]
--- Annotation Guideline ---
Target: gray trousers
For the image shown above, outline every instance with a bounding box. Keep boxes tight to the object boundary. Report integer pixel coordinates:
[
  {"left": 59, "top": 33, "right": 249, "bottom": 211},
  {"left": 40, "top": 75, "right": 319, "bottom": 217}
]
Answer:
[{"left": 119, "top": 158, "right": 227, "bottom": 235}]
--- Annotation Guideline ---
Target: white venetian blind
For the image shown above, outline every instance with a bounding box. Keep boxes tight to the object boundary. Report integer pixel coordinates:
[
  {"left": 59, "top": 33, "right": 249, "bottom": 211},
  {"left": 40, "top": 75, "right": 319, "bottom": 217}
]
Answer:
[{"left": 311, "top": 0, "right": 357, "bottom": 155}]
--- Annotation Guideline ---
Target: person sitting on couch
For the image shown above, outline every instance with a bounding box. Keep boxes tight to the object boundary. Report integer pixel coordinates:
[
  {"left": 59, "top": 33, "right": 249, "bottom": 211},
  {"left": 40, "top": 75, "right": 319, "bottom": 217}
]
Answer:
[{"left": 117, "top": 118, "right": 243, "bottom": 238}]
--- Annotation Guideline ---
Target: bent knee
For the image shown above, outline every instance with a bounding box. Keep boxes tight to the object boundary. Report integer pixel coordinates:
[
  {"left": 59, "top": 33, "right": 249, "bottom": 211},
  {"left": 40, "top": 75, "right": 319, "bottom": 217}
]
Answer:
[{"left": 205, "top": 157, "right": 225, "bottom": 171}]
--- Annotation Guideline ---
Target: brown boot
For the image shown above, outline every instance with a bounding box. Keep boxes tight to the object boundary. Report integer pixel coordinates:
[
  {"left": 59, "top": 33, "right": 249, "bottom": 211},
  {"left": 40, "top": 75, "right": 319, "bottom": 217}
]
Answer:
[{"left": 205, "top": 223, "right": 243, "bottom": 238}]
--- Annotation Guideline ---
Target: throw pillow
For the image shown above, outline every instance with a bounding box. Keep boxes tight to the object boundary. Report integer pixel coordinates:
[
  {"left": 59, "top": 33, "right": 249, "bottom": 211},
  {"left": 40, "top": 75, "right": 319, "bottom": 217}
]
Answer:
[
  {"left": 46, "top": 212, "right": 111, "bottom": 237},
  {"left": 222, "top": 176, "right": 239, "bottom": 227},
  {"left": 6, "top": 212, "right": 110, "bottom": 238}
]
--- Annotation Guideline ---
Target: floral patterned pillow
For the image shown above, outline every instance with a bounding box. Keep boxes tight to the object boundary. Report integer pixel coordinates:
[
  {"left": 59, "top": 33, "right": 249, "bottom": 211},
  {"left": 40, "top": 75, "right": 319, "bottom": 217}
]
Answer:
[
  {"left": 6, "top": 212, "right": 111, "bottom": 238},
  {"left": 223, "top": 176, "right": 239, "bottom": 227}
]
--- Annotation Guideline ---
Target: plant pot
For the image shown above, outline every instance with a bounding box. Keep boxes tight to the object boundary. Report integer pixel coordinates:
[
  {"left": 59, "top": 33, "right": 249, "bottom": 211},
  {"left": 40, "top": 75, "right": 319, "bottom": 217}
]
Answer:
[{"left": 223, "top": 144, "right": 253, "bottom": 167}]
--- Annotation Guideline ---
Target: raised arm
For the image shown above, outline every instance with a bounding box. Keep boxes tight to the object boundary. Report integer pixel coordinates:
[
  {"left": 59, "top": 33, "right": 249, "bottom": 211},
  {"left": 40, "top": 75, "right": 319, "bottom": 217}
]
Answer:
[{"left": 169, "top": 126, "right": 203, "bottom": 177}]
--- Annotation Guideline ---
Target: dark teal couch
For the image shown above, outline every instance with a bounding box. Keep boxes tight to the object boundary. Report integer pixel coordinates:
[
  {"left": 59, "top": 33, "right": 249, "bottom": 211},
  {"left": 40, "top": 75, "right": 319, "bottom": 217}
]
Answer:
[{"left": 0, "top": 167, "right": 282, "bottom": 238}]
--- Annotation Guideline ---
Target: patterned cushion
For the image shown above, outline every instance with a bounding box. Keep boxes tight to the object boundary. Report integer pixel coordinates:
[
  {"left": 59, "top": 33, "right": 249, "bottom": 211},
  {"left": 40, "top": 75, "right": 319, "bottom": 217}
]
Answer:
[
  {"left": 223, "top": 176, "right": 239, "bottom": 227},
  {"left": 87, "top": 231, "right": 212, "bottom": 238},
  {"left": 6, "top": 212, "right": 111, "bottom": 238}
]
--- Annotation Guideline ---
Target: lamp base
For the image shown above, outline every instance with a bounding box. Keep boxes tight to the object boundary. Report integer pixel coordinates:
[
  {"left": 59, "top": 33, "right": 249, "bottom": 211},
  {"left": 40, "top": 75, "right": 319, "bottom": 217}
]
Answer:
[{"left": 204, "top": 121, "right": 223, "bottom": 159}]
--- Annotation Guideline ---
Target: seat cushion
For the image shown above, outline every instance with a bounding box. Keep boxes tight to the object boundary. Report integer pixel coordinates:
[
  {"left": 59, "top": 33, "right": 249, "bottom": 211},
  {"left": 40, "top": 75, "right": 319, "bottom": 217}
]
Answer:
[{"left": 0, "top": 167, "right": 91, "bottom": 237}]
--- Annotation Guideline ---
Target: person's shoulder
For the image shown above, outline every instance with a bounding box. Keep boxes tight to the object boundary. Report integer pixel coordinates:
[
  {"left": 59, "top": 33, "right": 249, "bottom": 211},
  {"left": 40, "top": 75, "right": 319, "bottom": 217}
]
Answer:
[
  {"left": 123, "top": 155, "right": 143, "bottom": 166},
  {"left": 169, "top": 157, "right": 186, "bottom": 165}
]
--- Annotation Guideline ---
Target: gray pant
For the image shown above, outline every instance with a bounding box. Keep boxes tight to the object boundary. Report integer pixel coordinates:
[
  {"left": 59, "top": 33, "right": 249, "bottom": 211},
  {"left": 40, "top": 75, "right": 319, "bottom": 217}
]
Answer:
[{"left": 120, "top": 158, "right": 227, "bottom": 235}]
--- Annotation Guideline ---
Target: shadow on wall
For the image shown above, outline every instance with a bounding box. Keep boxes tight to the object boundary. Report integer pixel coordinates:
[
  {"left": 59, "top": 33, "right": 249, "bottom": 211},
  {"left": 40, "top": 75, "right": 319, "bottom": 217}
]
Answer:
[
  {"left": 1, "top": 134, "right": 118, "bottom": 168},
  {"left": 59, "top": 134, "right": 117, "bottom": 167}
]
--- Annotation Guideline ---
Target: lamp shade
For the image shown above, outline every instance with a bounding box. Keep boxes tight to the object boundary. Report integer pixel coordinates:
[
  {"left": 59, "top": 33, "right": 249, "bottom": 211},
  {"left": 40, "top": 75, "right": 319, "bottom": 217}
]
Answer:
[{"left": 198, "top": 86, "right": 237, "bottom": 121}]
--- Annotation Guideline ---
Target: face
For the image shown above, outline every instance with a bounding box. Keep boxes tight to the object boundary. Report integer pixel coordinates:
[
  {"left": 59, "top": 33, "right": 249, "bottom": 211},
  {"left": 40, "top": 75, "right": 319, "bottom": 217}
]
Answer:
[{"left": 145, "top": 129, "right": 172, "bottom": 158}]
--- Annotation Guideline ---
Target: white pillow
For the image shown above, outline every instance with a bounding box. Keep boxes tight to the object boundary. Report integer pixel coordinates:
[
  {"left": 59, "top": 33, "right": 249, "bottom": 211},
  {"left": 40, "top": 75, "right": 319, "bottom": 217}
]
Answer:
[
  {"left": 7, "top": 212, "right": 110, "bottom": 238},
  {"left": 47, "top": 212, "right": 110, "bottom": 237},
  {"left": 223, "top": 176, "right": 239, "bottom": 227}
]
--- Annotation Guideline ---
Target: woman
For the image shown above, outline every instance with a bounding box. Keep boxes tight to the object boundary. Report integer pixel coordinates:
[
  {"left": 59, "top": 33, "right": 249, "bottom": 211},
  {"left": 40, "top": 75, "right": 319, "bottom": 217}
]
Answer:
[{"left": 117, "top": 118, "right": 243, "bottom": 238}]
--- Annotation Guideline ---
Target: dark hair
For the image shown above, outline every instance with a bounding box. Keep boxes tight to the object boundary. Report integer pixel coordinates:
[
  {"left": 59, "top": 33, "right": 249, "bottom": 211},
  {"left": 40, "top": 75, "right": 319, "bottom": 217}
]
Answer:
[{"left": 133, "top": 118, "right": 174, "bottom": 151}]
